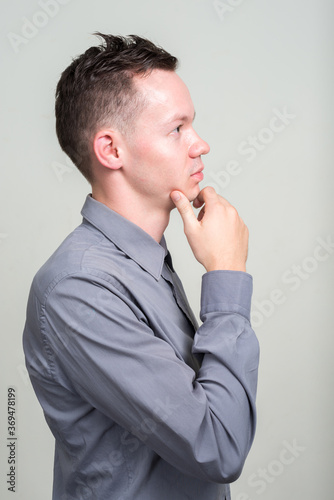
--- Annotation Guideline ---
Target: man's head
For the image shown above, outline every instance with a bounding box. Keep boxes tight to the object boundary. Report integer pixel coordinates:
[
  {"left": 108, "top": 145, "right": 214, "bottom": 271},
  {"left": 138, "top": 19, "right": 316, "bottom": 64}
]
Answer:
[
  {"left": 55, "top": 33, "right": 178, "bottom": 182},
  {"left": 109, "top": 69, "right": 210, "bottom": 208}
]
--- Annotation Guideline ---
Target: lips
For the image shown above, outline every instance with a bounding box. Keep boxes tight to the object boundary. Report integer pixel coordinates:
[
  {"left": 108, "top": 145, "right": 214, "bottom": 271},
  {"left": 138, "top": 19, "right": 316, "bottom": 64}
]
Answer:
[{"left": 191, "top": 166, "right": 204, "bottom": 180}]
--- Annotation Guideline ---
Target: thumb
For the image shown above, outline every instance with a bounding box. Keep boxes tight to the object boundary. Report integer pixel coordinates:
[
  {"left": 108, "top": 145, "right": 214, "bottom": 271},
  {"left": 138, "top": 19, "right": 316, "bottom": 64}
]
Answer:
[{"left": 170, "top": 191, "right": 198, "bottom": 232}]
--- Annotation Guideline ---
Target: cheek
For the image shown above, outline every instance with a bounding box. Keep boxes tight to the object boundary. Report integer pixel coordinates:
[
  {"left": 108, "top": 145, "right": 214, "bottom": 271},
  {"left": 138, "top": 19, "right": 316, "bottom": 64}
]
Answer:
[
  {"left": 136, "top": 141, "right": 169, "bottom": 167},
  {"left": 129, "top": 135, "right": 189, "bottom": 183}
]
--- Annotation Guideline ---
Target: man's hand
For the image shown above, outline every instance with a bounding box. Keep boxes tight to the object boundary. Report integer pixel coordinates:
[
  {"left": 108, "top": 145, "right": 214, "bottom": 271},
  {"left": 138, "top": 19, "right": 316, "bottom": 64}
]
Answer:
[{"left": 170, "top": 187, "right": 249, "bottom": 272}]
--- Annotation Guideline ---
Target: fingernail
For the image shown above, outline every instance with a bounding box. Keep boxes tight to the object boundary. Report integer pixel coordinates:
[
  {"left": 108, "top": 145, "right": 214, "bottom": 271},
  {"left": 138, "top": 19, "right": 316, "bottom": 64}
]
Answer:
[{"left": 171, "top": 192, "right": 181, "bottom": 202}]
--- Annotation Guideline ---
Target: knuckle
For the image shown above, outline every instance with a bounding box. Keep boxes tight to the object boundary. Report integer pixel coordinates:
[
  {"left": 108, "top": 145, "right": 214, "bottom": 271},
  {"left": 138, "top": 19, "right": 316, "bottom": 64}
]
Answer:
[
  {"left": 203, "top": 186, "right": 216, "bottom": 197},
  {"left": 226, "top": 205, "right": 239, "bottom": 218}
]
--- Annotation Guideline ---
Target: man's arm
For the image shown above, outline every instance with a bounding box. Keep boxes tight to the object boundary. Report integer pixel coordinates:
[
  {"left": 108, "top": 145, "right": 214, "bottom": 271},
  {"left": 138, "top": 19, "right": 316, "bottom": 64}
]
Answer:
[
  {"left": 25, "top": 186, "right": 259, "bottom": 484},
  {"left": 169, "top": 185, "right": 259, "bottom": 475},
  {"left": 34, "top": 267, "right": 258, "bottom": 483},
  {"left": 30, "top": 187, "right": 258, "bottom": 483}
]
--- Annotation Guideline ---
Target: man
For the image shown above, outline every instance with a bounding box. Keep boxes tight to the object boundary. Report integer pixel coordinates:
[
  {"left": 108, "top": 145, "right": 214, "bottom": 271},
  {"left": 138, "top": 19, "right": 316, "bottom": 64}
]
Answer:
[{"left": 23, "top": 34, "right": 259, "bottom": 500}]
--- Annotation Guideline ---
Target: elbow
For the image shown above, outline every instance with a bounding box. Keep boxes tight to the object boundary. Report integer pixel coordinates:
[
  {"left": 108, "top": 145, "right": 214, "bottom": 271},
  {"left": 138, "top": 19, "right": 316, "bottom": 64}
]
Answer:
[
  {"left": 201, "top": 457, "right": 245, "bottom": 484},
  {"left": 197, "top": 430, "right": 254, "bottom": 484},
  {"left": 193, "top": 443, "right": 248, "bottom": 484},
  {"left": 218, "top": 462, "right": 244, "bottom": 484}
]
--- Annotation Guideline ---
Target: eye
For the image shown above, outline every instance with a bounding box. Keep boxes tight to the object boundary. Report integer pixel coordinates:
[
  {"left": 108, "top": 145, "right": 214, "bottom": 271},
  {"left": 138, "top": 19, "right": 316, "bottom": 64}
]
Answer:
[{"left": 172, "top": 125, "right": 182, "bottom": 134}]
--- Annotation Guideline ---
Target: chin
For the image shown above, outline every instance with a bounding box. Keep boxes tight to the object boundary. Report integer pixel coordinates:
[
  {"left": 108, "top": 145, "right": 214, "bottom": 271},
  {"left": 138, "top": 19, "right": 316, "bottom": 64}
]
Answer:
[
  {"left": 168, "top": 182, "right": 201, "bottom": 205},
  {"left": 188, "top": 184, "right": 201, "bottom": 202}
]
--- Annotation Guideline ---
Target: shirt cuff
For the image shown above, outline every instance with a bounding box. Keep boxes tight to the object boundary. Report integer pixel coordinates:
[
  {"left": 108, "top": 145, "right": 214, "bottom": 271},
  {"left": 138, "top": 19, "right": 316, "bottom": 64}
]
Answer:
[{"left": 201, "top": 270, "right": 253, "bottom": 322}]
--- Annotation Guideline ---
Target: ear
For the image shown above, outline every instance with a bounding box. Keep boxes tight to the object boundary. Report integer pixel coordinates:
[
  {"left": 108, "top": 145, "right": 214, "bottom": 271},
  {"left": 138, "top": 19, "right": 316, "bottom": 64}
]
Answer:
[{"left": 93, "top": 129, "right": 123, "bottom": 170}]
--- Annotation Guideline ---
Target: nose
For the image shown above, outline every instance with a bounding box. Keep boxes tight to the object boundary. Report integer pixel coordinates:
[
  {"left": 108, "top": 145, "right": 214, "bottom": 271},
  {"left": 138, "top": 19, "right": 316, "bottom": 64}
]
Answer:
[{"left": 188, "top": 130, "right": 210, "bottom": 158}]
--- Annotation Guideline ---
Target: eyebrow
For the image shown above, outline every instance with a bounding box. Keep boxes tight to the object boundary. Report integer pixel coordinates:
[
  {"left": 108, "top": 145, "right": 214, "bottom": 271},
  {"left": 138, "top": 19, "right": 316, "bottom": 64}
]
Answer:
[{"left": 165, "top": 110, "right": 196, "bottom": 125}]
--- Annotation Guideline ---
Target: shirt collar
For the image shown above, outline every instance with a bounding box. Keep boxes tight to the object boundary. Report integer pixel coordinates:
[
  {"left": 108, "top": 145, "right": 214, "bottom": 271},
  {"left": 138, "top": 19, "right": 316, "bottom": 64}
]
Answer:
[{"left": 81, "top": 195, "right": 167, "bottom": 281}]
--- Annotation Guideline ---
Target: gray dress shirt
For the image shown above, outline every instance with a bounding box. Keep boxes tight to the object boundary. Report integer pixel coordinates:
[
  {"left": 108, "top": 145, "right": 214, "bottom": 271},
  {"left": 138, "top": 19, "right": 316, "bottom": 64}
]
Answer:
[{"left": 23, "top": 194, "right": 259, "bottom": 500}]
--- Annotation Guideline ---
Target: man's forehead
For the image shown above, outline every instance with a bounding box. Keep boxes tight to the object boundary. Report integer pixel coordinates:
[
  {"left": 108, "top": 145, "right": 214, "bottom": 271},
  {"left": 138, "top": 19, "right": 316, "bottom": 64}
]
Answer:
[{"left": 133, "top": 70, "right": 195, "bottom": 121}]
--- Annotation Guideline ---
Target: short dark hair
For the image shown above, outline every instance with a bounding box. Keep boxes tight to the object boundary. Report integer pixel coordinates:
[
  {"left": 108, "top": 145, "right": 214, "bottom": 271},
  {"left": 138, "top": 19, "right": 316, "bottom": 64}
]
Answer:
[{"left": 55, "top": 33, "right": 178, "bottom": 182}]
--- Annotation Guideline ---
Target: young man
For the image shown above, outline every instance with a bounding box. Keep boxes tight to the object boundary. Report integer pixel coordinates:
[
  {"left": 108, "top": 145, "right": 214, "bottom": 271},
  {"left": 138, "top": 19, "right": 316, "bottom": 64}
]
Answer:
[{"left": 23, "top": 34, "right": 259, "bottom": 500}]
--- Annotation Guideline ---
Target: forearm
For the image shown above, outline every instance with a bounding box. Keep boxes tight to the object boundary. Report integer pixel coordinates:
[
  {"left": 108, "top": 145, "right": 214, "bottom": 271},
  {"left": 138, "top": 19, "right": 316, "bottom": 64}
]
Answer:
[{"left": 192, "top": 270, "right": 259, "bottom": 480}]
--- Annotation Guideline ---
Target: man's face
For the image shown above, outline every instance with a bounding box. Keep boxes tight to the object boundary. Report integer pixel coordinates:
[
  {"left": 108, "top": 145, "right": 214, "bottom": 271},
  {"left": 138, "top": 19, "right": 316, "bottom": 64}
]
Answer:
[{"left": 121, "top": 70, "right": 210, "bottom": 209}]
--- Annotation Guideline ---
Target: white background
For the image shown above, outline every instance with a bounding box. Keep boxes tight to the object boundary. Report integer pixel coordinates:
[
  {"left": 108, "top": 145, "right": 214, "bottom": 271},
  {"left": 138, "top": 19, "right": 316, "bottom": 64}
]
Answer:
[{"left": 1, "top": 0, "right": 333, "bottom": 498}]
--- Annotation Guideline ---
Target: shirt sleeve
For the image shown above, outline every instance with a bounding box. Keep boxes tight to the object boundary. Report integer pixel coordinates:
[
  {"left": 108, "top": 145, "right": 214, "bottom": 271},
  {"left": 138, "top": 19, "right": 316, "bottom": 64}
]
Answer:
[{"left": 40, "top": 268, "right": 259, "bottom": 484}]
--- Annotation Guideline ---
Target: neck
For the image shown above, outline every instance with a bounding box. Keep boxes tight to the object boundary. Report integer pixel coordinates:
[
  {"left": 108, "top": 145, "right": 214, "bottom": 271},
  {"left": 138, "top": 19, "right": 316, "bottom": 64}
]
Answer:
[{"left": 91, "top": 184, "right": 172, "bottom": 243}]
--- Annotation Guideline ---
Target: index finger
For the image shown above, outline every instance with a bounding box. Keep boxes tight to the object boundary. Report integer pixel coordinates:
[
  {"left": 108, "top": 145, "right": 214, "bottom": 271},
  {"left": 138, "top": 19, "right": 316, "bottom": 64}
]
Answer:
[{"left": 193, "top": 186, "right": 230, "bottom": 209}]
